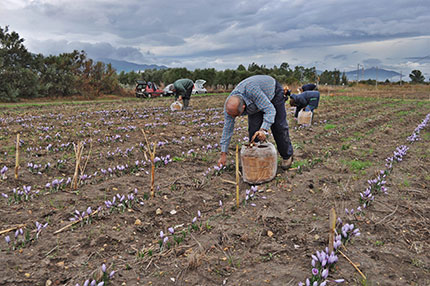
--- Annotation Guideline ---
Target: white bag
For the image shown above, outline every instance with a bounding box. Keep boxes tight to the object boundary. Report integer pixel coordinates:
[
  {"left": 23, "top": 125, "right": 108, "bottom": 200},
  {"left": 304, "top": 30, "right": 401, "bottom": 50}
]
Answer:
[
  {"left": 298, "top": 110, "right": 313, "bottom": 125},
  {"left": 170, "top": 101, "right": 183, "bottom": 111}
]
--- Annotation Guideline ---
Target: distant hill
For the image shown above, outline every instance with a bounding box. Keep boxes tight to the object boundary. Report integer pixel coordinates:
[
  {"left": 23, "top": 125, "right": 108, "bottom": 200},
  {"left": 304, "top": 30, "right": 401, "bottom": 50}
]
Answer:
[
  {"left": 344, "top": 67, "right": 402, "bottom": 82},
  {"left": 97, "top": 58, "right": 168, "bottom": 73}
]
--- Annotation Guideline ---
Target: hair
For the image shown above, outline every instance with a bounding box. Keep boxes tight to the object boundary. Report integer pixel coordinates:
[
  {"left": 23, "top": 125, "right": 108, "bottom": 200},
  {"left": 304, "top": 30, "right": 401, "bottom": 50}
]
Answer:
[{"left": 225, "top": 95, "right": 245, "bottom": 116}]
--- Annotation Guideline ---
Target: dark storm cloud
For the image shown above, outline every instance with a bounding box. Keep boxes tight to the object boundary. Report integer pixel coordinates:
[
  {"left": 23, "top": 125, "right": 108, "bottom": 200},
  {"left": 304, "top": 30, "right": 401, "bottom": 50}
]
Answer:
[
  {"left": 0, "top": 0, "right": 429, "bottom": 72},
  {"left": 325, "top": 54, "right": 348, "bottom": 61},
  {"left": 363, "top": 58, "right": 382, "bottom": 66},
  {"left": 405, "top": 55, "right": 430, "bottom": 63}
]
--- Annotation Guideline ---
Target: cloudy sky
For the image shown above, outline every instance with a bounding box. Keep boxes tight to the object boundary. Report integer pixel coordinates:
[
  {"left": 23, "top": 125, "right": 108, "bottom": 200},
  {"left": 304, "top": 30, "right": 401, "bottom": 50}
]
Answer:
[{"left": 1, "top": 0, "right": 430, "bottom": 78}]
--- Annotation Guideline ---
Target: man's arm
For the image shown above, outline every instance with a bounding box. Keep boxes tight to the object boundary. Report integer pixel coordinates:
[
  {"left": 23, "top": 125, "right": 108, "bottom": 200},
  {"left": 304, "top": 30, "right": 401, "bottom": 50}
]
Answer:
[{"left": 220, "top": 113, "right": 235, "bottom": 153}]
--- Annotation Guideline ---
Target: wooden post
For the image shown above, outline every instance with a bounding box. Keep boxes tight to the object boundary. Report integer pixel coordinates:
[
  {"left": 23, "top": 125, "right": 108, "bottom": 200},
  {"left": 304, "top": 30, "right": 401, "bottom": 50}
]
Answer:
[
  {"left": 141, "top": 129, "right": 156, "bottom": 198},
  {"left": 71, "top": 142, "right": 84, "bottom": 190},
  {"left": 150, "top": 144, "right": 156, "bottom": 198},
  {"left": 236, "top": 144, "right": 239, "bottom": 208},
  {"left": 329, "top": 208, "right": 336, "bottom": 254},
  {"left": 15, "top": 134, "right": 20, "bottom": 179}
]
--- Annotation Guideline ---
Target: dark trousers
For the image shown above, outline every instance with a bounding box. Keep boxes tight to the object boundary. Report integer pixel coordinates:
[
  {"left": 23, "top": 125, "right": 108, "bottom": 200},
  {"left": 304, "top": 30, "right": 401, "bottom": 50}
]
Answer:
[{"left": 248, "top": 81, "right": 293, "bottom": 159}]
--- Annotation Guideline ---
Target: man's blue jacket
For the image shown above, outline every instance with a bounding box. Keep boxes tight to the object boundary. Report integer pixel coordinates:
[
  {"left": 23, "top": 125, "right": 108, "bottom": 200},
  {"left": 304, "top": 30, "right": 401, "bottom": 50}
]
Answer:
[{"left": 290, "top": 91, "right": 320, "bottom": 118}]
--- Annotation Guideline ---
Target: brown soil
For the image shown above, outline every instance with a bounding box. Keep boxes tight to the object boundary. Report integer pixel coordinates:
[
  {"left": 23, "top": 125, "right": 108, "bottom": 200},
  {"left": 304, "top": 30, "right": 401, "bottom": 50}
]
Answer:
[{"left": 0, "top": 91, "right": 429, "bottom": 286}]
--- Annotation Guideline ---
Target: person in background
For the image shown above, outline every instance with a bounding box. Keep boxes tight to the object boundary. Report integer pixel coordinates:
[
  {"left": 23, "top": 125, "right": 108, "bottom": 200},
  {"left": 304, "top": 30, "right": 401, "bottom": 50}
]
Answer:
[
  {"left": 288, "top": 88, "right": 320, "bottom": 118},
  {"left": 217, "top": 75, "right": 294, "bottom": 170},
  {"left": 301, "top": 83, "right": 317, "bottom": 92},
  {"left": 171, "top": 78, "right": 194, "bottom": 110}
]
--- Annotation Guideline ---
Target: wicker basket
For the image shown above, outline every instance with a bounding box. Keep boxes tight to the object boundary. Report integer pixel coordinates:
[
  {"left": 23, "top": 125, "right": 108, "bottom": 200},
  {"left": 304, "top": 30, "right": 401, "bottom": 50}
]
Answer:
[{"left": 240, "top": 142, "right": 277, "bottom": 184}]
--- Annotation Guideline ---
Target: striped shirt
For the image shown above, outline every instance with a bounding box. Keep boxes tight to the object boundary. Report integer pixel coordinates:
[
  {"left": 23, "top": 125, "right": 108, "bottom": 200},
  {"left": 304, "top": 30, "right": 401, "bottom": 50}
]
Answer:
[{"left": 220, "top": 75, "right": 276, "bottom": 153}]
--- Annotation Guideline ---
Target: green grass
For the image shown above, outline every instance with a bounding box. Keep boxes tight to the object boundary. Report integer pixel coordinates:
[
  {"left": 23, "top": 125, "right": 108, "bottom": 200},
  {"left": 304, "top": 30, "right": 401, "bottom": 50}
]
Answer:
[
  {"left": 344, "top": 159, "right": 372, "bottom": 172},
  {"left": 324, "top": 124, "right": 336, "bottom": 130},
  {"left": 291, "top": 160, "right": 307, "bottom": 169}
]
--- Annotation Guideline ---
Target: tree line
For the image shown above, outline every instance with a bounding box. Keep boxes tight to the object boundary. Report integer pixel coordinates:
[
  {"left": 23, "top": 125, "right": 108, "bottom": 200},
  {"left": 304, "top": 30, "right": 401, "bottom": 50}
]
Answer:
[
  {"left": 1, "top": 26, "right": 123, "bottom": 102},
  {"left": 1, "top": 26, "right": 427, "bottom": 102}
]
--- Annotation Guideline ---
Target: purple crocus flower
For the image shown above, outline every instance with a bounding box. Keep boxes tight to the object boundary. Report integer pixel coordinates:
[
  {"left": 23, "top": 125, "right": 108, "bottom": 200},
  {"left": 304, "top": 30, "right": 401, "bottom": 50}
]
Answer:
[
  {"left": 322, "top": 269, "right": 329, "bottom": 279},
  {"left": 101, "top": 264, "right": 106, "bottom": 273},
  {"left": 109, "top": 270, "right": 115, "bottom": 278},
  {"left": 83, "top": 280, "right": 90, "bottom": 286},
  {"left": 192, "top": 217, "right": 197, "bottom": 223},
  {"left": 5, "top": 236, "right": 10, "bottom": 244},
  {"left": 160, "top": 230, "right": 164, "bottom": 238},
  {"left": 168, "top": 227, "right": 175, "bottom": 234},
  {"left": 312, "top": 268, "right": 319, "bottom": 276}
]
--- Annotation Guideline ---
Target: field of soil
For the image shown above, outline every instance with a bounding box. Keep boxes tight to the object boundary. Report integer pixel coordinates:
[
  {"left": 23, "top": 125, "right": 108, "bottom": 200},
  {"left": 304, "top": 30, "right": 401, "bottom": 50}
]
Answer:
[{"left": 0, "top": 87, "right": 429, "bottom": 286}]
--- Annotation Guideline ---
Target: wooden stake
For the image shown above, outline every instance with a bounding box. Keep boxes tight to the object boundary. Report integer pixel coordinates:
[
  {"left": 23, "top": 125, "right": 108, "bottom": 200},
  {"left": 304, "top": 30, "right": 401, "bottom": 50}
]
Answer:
[
  {"left": 54, "top": 210, "right": 99, "bottom": 235},
  {"left": 329, "top": 208, "right": 336, "bottom": 253},
  {"left": 151, "top": 144, "right": 156, "bottom": 198},
  {"left": 15, "top": 134, "right": 20, "bottom": 179},
  {"left": 235, "top": 144, "right": 239, "bottom": 208},
  {"left": 71, "top": 142, "right": 84, "bottom": 190},
  {"left": 0, "top": 224, "right": 26, "bottom": 235},
  {"left": 141, "top": 129, "right": 156, "bottom": 198}
]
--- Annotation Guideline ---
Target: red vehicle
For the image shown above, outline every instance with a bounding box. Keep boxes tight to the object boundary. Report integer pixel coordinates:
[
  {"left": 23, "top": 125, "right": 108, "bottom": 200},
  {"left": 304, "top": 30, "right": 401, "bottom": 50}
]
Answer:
[{"left": 135, "top": 80, "right": 165, "bottom": 98}]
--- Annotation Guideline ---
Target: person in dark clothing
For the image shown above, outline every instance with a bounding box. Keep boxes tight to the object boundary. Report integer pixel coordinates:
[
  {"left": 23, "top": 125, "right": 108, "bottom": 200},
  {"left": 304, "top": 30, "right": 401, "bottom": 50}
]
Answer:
[
  {"left": 218, "top": 75, "right": 294, "bottom": 170},
  {"left": 171, "top": 78, "right": 194, "bottom": 110},
  {"left": 301, "top": 83, "right": 317, "bottom": 91},
  {"left": 289, "top": 90, "right": 320, "bottom": 118}
]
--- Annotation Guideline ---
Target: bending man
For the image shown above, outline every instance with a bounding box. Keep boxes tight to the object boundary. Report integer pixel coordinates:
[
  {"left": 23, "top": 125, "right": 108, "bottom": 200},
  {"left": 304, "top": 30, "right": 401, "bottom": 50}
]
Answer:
[
  {"left": 218, "top": 75, "right": 294, "bottom": 170},
  {"left": 172, "top": 78, "right": 194, "bottom": 110}
]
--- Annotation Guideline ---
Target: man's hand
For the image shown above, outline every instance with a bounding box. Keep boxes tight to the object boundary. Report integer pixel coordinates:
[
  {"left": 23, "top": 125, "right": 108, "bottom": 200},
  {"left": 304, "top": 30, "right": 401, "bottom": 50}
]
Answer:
[
  {"left": 178, "top": 96, "right": 183, "bottom": 101},
  {"left": 251, "top": 129, "right": 267, "bottom": 142},
  {"left": 218, "top": 152, "right": 227, "bottom": 167}
]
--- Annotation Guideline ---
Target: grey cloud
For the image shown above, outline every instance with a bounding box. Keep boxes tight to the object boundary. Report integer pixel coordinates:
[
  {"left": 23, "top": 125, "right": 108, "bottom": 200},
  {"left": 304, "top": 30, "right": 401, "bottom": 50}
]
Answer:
[
  {"left": 363, "top": 58, "right": 382, "bottom": 66},
  {"left": 1, "top": 0, "right": 430, "bottom": 74},
  {"left": 405, "top": 55, "right": 430, "bottom": 63}
]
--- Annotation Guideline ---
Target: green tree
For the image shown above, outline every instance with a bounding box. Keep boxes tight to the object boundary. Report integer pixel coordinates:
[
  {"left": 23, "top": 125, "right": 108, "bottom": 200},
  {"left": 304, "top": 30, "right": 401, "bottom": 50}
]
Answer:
[
  {"left": 341, "top": 72, "right": 348, "bottom": 85},
  {"left": 0, "top": 26, "right": 39, "bottom": 101},
  {"left": 409, "top": 70, "right": 425, "bottom": 83}
]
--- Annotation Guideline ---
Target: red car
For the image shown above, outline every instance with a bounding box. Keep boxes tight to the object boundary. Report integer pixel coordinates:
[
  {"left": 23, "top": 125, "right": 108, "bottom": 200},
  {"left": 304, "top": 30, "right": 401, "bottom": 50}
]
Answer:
[{"left": 135, "top": 80, "right": 165, "bottom": 98}]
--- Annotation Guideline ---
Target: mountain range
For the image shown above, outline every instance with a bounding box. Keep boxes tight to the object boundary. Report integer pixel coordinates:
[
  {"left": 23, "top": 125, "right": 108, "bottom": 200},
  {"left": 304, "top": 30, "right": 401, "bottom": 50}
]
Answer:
[
  {"left": 97, "top": 58, "right": 168, "bottom": 73},
  {"left": 344, "top": 67, "right": 403, "bottom": 82},
  {"left": 98, "top": 58, "right": 405, "bottom": 82}
]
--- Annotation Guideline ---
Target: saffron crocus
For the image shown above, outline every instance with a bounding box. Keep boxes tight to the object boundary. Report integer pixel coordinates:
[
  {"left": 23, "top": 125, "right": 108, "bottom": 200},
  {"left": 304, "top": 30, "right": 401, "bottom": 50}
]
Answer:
[
  {"left": 322, "top": 269, "right": 329, "bottom": 279},
  {"left": 101, "top": 264, "right": 106, "bottom": 273},
  {"left": 5, "top": 236, "right": 10, "bottom": 244},
  {"left": 168, "top": 227, "right": 175, "bottom": 234},
  {"left": 160, "top": 230, "right": 164, "bottom": 238},
  {"left": 109, "top": 270, "right": 115, "bottom": 278},
  {"left": 312, "top": 268, "right": 318, "bottom": 276},
  {"left": 83, "top": 280, "right": 90, "bottom": 286},
  {"left": 197, "top": 210, "right": 201, "bottom": 217},
  {"left": 192, "top": 217, "right": 197, "bottom": 223}
]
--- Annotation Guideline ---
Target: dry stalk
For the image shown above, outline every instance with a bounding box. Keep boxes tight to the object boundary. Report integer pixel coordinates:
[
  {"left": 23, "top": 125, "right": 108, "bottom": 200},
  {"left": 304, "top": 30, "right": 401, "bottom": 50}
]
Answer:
[
  {"left": 329, "top": 208, "right": 336, "bottom": 253},
  {"left": 235, "top": 144, "right": 239, "bottom": 208},
  {"left": 78, "top": 140, "right": 93, "bottom": 186},
  {"left": 140, "top": 129, "right": 156, "bottom": 198},
  {"left": 71, "top": 142, "right": 84, "bottom": 190},
  {"left": 338, "top": 249, "right": 366, "bottom": 280},
  {"left": 53, "top": 210, "right": 99, "bottom": 235},
  {"left": 15, "top": 134, "right": 20, "bottom": 179},
  {"left": 0, "top": 224, "right": 26, "bottom": 235}
]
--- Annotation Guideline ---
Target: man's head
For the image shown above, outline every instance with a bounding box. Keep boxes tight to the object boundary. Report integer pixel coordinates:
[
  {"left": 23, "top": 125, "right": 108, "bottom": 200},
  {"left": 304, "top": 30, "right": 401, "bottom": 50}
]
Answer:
[{"left": 225, "top": 95, "right": 245, "bottom": 117}]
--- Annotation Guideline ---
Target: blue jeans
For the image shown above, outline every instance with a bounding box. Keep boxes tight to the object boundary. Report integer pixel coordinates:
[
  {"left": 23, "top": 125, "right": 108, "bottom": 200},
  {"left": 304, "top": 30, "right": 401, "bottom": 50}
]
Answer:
[{"left": 248, "top": 81, "right": 294, "bottom": 160}]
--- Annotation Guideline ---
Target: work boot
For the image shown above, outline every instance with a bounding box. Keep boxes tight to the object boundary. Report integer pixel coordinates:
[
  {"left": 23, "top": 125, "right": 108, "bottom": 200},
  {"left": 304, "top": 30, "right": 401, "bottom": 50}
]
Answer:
[{"left": 281, "top": 156, "right": 293, "bottom": 170}]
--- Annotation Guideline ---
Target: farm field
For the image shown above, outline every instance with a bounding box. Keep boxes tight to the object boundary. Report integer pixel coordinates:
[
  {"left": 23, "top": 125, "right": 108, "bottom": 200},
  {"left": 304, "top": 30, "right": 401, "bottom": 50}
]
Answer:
[{"left": 0, "top": 88, "right": 429, "bottom": 286}]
